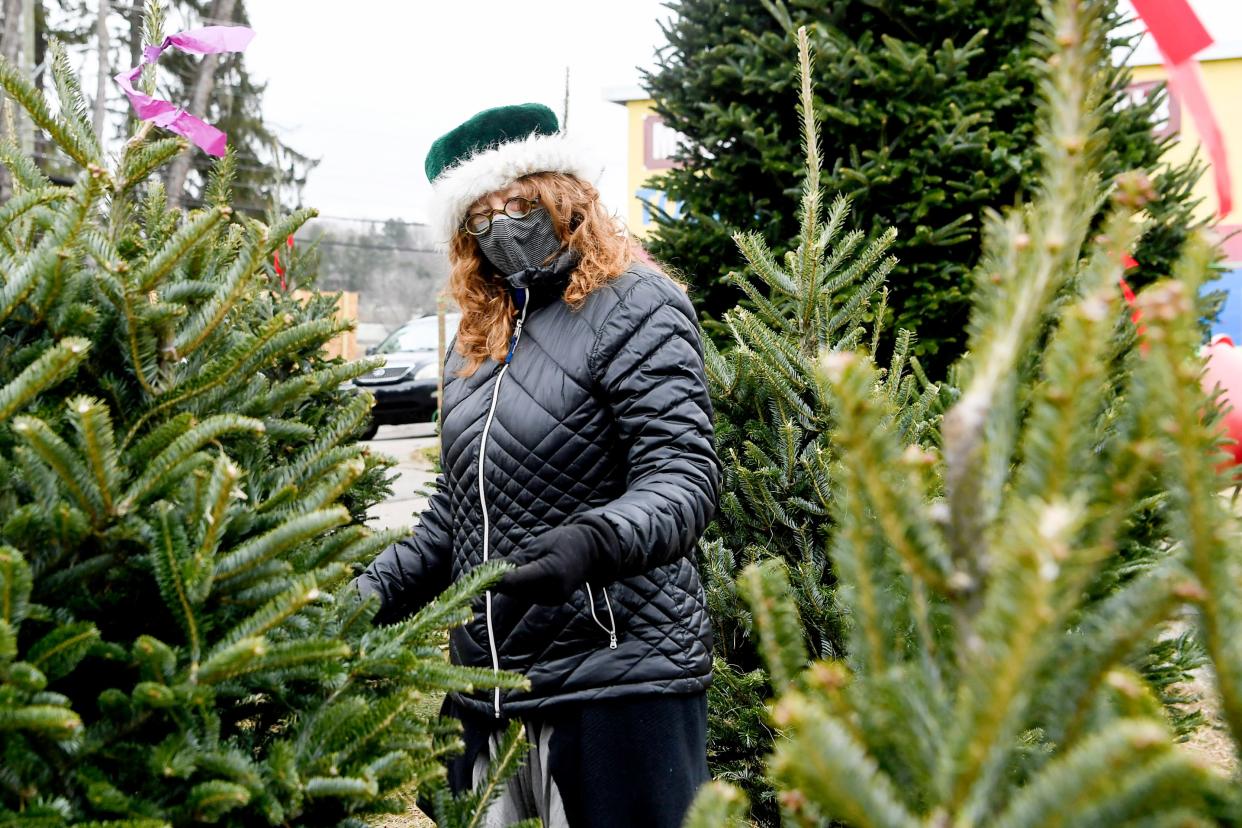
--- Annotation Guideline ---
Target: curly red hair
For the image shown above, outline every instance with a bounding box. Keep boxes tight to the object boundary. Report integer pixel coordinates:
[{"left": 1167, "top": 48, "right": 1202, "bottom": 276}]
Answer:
[{"left": 447, "top": 172, "right": 651, "bottom": 377}]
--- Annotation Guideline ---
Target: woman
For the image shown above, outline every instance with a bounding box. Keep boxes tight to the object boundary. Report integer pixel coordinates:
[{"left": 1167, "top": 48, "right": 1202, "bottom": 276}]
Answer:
[{"left": 356, "top": 102, "right": 721, "bottom": 827}]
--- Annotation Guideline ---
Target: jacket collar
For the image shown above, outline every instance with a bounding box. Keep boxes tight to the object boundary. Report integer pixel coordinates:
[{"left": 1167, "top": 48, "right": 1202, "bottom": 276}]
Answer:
[{"left": 503, "top": 248, "right": 580, "bottom": 297}]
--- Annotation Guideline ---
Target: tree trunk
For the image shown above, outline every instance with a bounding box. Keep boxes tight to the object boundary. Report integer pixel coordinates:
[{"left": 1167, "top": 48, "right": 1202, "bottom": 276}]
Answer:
[
  {"left": 20, "top": 0, "right": 33, "bottom": 156},
  {"left": 165, "top": 0, "right": 235, "bottom": 209},
  {"left": 94, "top": 0, "right": 109, "bottom": 141},
  {"left": 1, "top": 0, "right": 20, "bottom": 65},
  {"left": 0, "top": 0, "right": 20, "bottom": 198},
  {"left": 127, "top": 0, "right": 139, "bottom": 66}
]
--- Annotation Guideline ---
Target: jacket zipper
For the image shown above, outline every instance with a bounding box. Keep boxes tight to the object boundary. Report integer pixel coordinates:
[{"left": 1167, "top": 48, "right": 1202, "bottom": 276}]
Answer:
[
  {"left": 585, "top": 583, "right": 619, "bottom": 649},
  {"left": 479, "top": 290, "right": 529, "bottom": 718}
]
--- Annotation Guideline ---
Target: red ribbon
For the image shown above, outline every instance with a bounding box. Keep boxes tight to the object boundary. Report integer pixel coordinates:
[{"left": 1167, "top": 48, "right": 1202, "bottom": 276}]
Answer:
[
  {"left": 273, "top": 250, "right": 285, "bottom": 291},
  {"left": 1130, "top": 0, "right": 1212, "bottom": 65},
  {"left": 1119, "top": 255, "right": 1148, "bottom": 348},
  {"left": 273, "top": 236, "right": 292, "bottom": 291},
  {"left": 1130, "top": 0, "right": 1232, "bottom": 218}
]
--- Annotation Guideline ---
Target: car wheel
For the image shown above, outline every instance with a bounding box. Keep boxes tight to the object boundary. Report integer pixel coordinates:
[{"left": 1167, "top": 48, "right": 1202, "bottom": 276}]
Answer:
[{"left": 358, "top": 418, "right": 380, "bottom": 441}]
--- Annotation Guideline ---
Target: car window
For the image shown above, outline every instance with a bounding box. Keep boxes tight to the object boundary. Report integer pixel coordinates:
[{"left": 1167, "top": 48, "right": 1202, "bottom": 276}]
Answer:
[{"left": 375, "top": 315, "right": 461, "bottom": 354}]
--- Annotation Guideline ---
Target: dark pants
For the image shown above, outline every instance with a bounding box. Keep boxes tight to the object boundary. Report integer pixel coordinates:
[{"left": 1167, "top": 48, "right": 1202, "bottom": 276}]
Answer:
[{"left": 440, "top": 692, "right": 709, "bottom": 828}]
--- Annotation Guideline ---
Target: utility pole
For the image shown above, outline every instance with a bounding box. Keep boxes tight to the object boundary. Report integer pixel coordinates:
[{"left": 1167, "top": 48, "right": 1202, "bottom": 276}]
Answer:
[{"left": 436, "top": 294, "right": 446, "bottom": 424}]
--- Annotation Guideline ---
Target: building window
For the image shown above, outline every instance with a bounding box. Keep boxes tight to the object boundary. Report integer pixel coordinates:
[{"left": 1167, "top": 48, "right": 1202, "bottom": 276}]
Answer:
[
  {"left": 1124, "top": 79, "right": 1181, "bottom": 139},
  {"left": 644, "top": 115, "right": 686, "bottom": 170}
]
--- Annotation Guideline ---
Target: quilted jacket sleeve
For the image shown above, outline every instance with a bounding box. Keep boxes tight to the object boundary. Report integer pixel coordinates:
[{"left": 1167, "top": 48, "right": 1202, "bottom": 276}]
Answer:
[
  {"left": 568, "top": 272, "right": 722, "bottom": 578},
  {"left": 356, "top": 473, "right": 454, "bottom": 625}
]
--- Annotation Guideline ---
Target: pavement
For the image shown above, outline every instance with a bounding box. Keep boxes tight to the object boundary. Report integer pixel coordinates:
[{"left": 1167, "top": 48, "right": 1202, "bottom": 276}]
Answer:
[{"left": 362, "top": 421, "right": 439, "bottom": 533}]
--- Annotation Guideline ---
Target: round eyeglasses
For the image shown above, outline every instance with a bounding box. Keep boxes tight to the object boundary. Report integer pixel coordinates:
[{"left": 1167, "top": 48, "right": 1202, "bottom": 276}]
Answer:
[{"left": 463, "top": 196, "right": 541, "bottom": 236}]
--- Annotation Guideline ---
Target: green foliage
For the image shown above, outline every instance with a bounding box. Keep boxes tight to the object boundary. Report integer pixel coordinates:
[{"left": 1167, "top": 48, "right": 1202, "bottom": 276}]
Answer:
[
  {"left": 694, "top": 2, "right": 1240, "bottom": 824},
  {"left": 0, "top": 20, "right": 523, "bottom": 828},
  {"left": 423, "top": 721, "right": 540, "bottom": 828},
  {"left": 644, "top": 0, "right": 1206, "bottom": 375}
]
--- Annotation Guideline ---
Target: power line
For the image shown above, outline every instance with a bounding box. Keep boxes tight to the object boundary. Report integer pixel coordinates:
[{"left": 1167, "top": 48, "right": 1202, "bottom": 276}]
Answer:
[
  {"left": 311, "top": 215, "right": 429, "bottom": 227},
  {"left": 308, "top": 238, "right": 442, "bottom": 254}
]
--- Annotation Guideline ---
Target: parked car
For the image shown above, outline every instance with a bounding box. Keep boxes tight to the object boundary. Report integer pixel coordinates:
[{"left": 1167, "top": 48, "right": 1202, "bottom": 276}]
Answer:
[{"left": 349, "top": 312, "right": 461, "bottom": 439}]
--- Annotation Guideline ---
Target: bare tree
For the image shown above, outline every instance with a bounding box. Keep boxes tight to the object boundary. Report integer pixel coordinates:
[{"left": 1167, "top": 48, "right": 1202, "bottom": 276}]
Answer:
[
  {"left": 0, "top": 0, "right": 23, "bottom": 198},
  {"left": 165, "top": 0, "right": 235, "bottom": 209},
  {"left": 1, "top": 0, "right": 20, "bottom": 66},
  {"left": 94, "top": 0, "right": 109, "bottom": 140},
  {"left": 127, "top": 0, "right": 139, "bottom": 67}
]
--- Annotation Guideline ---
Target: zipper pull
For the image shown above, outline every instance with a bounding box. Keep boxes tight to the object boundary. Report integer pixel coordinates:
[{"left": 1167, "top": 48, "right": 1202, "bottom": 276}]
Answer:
[
  {"left": 608, "top": 631, "right": 618, "bottom": 650},
  {"left": 504, "top": 315, "right": 525, "bottom": 365}
]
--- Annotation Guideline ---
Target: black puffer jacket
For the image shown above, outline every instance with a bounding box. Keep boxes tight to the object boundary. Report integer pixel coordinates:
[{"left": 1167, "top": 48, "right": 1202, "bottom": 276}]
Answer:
[{"left": 358, "top": 256, "right": 721, "bottom": 718}]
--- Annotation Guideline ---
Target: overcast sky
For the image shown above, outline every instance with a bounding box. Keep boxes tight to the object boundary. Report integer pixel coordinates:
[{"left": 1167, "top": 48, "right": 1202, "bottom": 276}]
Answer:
[
  {"left": 239, "top": 0, "right": 1241, "bottom": 226},
  {"left": 243, "top": 0, "right": 670, "bottom": 224}
]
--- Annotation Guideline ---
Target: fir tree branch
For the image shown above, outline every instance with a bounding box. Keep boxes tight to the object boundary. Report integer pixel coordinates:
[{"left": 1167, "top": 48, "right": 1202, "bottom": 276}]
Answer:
[
  {"left": 0, "top": 338, "right": 90, "bottom": 423},
  {"left": 214, "top": 508, "right": 350, "bottom": 584},
  {"left": 818, "top": 352, "right": 953, "bottom": 594},
  {"left": 0, "top": 55, "right": 100, "bottom": 169},
  {"left": 941, "top": 498, "right": 1079, "bottom": 815},
  {"left": 151, "top": 501, "right": 201, "bottom": 662},
  {"left": 192, "top": 454, "right": 243, "bottom": 590},
  {"left": 1044, "top": 562, "right": 1188, "bottom": 750},
  {"left": 990, "top": 719, "right": 1187, "bottom": 828},
  {"left": 793, "top": 26, "right": 824, "bottom": 309},
  {"left": 769, "top": 692, "right": 921, "bottom": 828},
  {"left": 11, "top": 415, "right": 104, "bottom": 519},
  {"left": 172, "top": 234, "right": 266, "bottom": 358},
  {"left": 941, "top": 0, "right": 1108, "bottom": 588},
  {"left": 739, "top": 560, "right": 809, "bottom": 691},
  {"left": 119, "top": 137, "right": 188, "bottom": 194},
  {"left": 47, "top": 39, "right": 103, "bottom": 165},
  {"left": 0, "top": 545, "right": 33, "bottom": 638},
  {"left": 67, "top": 396, "right": 122, "bottom": 516},
  {"left": 0, "top": 187, "right": 66, "bottom": 236},
  {"left": 120, "top": 414, "right": 265, "bottom": 511},
  {"left": 1135, "top": 234, "right": 1242, "bottom": 754},
  {"left": 121, "top": 316, "right": 287, "bottom": 447},
  {"left": 683, "top": 781, "right": 751, "bottom": 828},
  {"left": 137, "top": 206, "right": 233, "bottom": 293}
]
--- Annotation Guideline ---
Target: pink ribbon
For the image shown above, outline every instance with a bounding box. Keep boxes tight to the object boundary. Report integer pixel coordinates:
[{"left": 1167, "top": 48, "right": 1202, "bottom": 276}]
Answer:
[
  {"left": 1131, "top": 0, "right": 1232, "bottom": 218},
  {"left": 115, "top": 26, "right": 256, "bottom": 158}
]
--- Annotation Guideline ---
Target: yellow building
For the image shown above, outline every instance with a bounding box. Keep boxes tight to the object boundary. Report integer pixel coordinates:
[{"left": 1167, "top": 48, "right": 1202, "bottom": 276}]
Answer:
[
  {"left": 1128, "top": 45, "right": 1242, "bottom": 337},
  {"left": 605, "top": 87, "right": 684, "bottom": 237},
  {"left": 1128, "top": 51, "right": 1241, "bottom": 238}
]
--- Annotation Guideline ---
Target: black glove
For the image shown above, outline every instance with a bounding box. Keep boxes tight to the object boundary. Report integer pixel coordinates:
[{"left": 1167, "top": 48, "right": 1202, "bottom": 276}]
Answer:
[
  {"left": 496, "top": 515, "right": 620, "bottom": 606},
  {"left": 350, "top": 574, "right": 375, "bottom": 601}
]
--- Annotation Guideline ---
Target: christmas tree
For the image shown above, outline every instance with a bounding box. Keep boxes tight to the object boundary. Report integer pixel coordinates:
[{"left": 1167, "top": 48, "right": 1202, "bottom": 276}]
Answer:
[
  {"left": 643, "top": 0, "right": 1206, "bottom": 375},
  {"left": 687, "top": 2, "right": 1240, "bottom": 824},
  {"left": 0, "top": 15, "right": 523, "bottom": 828},
  {"left": 695, "top": 21, "right": 941, "bottom": 817}
]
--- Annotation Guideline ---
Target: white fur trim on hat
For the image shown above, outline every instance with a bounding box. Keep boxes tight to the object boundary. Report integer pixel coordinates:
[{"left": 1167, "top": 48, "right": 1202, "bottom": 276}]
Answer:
[{"left": 427, "top": 131, "right": 604, "bottom": 245}]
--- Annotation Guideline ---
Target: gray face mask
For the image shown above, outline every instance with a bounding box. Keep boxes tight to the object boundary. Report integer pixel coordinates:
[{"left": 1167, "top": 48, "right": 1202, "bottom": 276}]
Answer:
[{"left": 475, "top": 208, "right": 563, "bottom": 277}]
